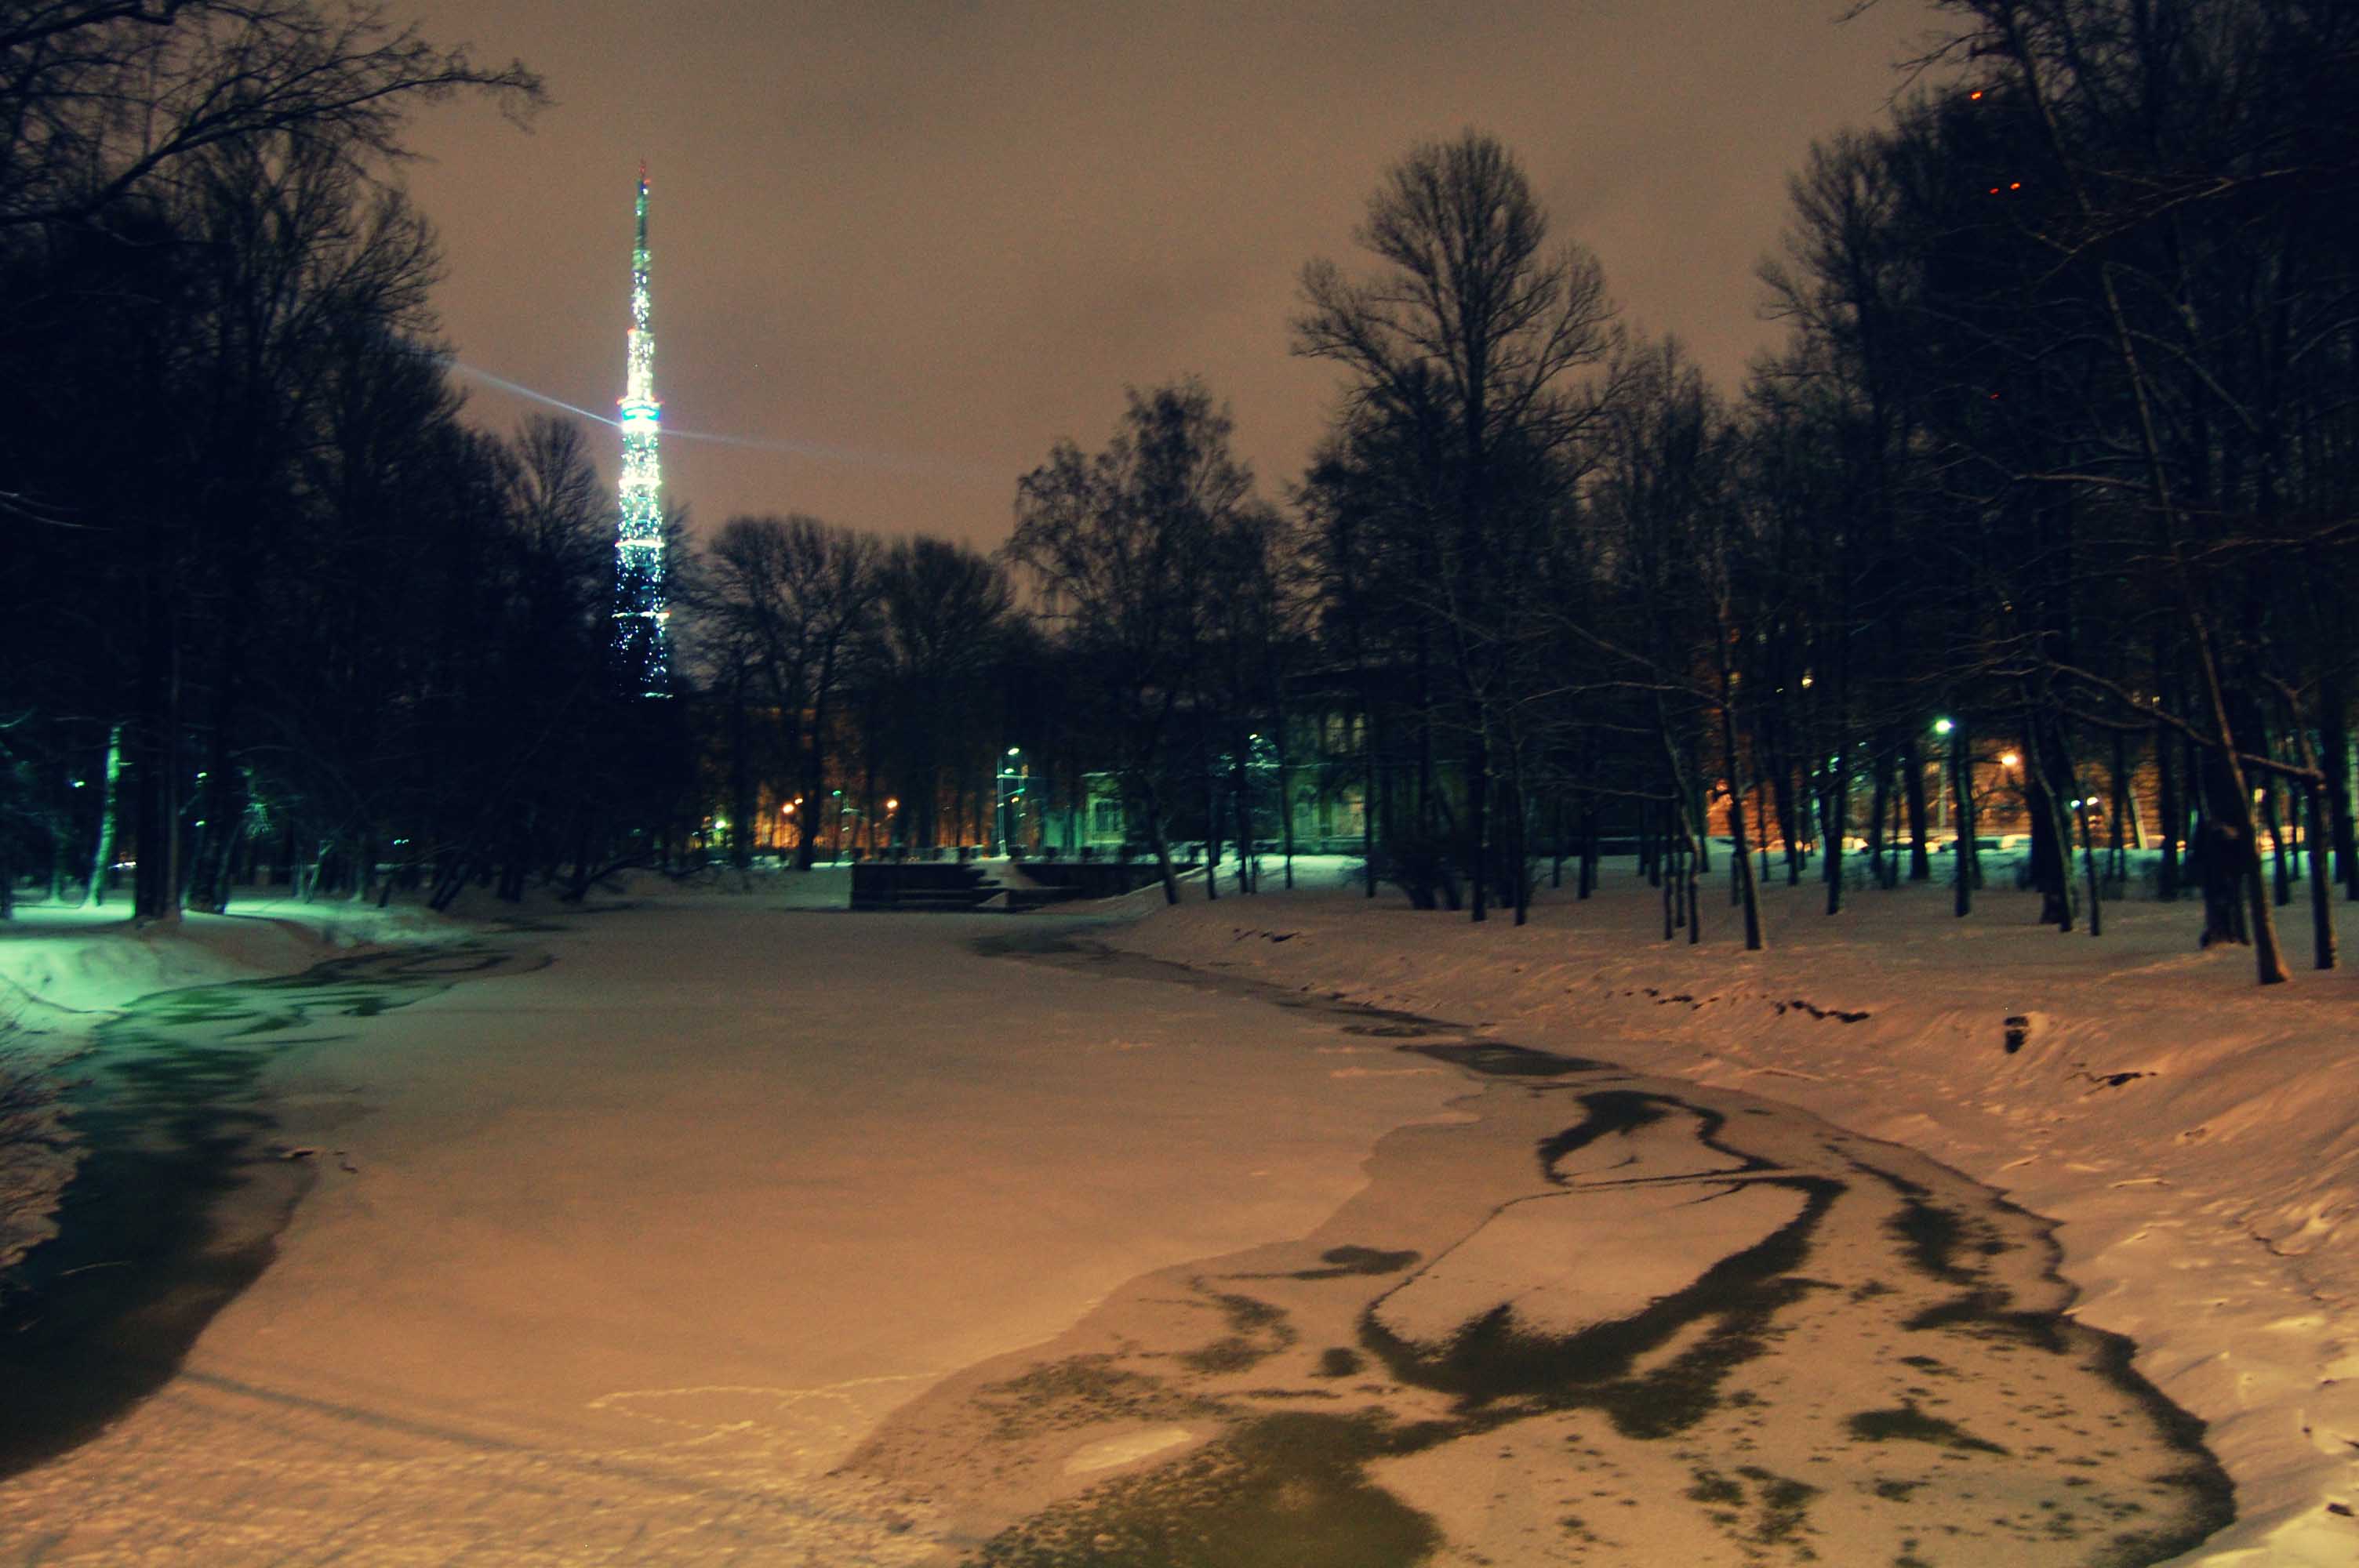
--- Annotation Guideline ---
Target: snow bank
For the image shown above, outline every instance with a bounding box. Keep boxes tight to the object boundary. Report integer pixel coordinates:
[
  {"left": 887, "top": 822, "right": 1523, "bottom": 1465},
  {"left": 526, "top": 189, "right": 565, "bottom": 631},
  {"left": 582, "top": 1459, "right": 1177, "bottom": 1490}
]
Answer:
[
  {"left": 1097, "top": 862, "right": 2359, "bottom": 1567},
  {"left": 0, "top": 897, "right": 457, "bottom": 1277},
  {"left": 0, "top": 898, "right": 452, "bottom": 1031}
]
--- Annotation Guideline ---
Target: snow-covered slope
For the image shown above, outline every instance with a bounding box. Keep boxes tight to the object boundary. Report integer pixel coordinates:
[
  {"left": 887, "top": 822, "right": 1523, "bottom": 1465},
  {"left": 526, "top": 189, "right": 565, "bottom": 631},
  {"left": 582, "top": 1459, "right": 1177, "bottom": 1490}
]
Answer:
[{"left": 0, "top": 899, "right": 456, "bottom": 1275}]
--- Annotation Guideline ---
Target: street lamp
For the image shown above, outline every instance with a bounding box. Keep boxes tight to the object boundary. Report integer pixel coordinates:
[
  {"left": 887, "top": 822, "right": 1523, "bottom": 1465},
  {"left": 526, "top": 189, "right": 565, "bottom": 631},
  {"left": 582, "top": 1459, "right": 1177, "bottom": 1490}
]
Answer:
[
  {"left": 1932, "top": 717, "right": 1955, "bottom": 831},
  {"left": 995, "top": 747, "right": 1025, "bottom": 858}
]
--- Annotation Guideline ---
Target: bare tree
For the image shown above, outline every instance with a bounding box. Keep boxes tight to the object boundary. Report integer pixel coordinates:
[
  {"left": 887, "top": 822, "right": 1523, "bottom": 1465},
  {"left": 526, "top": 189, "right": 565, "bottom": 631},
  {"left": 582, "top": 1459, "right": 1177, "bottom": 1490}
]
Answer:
[
  {"left": 697, "top": 514, "right": 880, "bottom": 869},
  {"left": 1008, "top": 379, "right": 1257, "bottom": 904},
  {"left": 0, "top": 1, "right": 540, "bottom": 230},
  {"left": 1295, "top": 129, "right": 1616, "bottom": 921}
]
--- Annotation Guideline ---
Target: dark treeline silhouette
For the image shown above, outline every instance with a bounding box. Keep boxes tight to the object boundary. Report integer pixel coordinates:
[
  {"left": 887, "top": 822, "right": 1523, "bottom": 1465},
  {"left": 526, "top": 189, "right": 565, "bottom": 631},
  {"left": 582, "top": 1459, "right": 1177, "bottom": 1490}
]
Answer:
[
  {"left": 4, "top": 0, "right": 2352, "bottom": 989},
  {"left": 0, "top": 2, "right": 696, "bottom": 920},
  {"left": 989, "top": 0, "right": 2357, "bottom": 984}
]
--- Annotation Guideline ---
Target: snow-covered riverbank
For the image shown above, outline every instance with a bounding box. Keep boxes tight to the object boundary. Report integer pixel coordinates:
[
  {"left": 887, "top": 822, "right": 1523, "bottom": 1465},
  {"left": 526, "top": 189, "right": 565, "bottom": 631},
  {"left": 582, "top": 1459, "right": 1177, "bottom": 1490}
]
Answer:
[
  {"left": 1096, "top": 858, "right": 2359, "bottom": 1566},
  {"left": 0, "top": 898, "right": 456, "bottom": 1276},
  {"left": 0, "top": 890, "right": 1459, "bottom": 1563}
]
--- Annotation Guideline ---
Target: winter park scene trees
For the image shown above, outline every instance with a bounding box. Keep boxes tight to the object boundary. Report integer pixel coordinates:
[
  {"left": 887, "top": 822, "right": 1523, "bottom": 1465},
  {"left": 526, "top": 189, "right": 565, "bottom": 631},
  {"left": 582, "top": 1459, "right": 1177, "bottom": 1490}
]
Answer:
[{"left": 1, "top": 1, "right": 2356, "bottom": 1563}]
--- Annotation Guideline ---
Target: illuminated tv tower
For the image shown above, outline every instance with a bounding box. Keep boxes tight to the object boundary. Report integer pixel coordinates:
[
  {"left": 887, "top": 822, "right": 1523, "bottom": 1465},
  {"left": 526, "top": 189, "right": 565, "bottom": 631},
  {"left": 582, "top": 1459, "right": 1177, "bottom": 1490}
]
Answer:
[{"left": 613, "top": 164, "right": 669, "bottom": 693}]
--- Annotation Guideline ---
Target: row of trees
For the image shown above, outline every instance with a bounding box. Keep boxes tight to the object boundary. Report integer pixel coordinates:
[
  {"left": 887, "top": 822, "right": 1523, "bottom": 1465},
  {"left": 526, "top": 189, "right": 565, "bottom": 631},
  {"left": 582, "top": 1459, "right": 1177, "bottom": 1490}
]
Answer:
[
  {"left": 0, "top": 3, "right": 706, "bottom": 917},
  {"left": 5, "top": 0, "right": 2349, "bottom": 992},
  {"left": 990, "top": 0, "right": 2357, "bottom": 986},
  {"left": 693, "top": 516, "right": 1017, "bottom": 872}
]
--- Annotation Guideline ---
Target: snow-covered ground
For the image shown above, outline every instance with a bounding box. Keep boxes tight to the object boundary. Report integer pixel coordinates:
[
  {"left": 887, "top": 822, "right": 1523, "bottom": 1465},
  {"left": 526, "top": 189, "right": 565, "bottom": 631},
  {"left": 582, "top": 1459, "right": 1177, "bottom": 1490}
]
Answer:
[
  {"left": 1099, "top": 854, "right": 2359, "bottom": 1566},
  {"left": 0, "top": 858, "right": 2349, "bottom": 1564},
  {"left": 0, "top": 884, "right": 1462, "bottom": 1563},
  {"left": 0, "top": 897, "right": 455, "bottom": 1276}
]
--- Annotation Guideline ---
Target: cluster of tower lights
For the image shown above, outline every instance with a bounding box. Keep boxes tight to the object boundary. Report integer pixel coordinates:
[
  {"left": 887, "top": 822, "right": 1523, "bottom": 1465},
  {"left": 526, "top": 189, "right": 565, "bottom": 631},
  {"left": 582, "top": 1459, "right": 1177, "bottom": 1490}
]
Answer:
[{"left": 613, "top": 163, "right": 670, "bottom": 695}]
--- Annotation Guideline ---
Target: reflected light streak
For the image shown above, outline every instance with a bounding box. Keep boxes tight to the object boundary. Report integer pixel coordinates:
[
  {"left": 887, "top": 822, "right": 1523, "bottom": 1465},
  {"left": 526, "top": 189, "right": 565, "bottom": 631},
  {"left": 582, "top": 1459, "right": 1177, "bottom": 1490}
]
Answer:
[{"left": 442, "top": 357, "right": 987, "bottom": 478}]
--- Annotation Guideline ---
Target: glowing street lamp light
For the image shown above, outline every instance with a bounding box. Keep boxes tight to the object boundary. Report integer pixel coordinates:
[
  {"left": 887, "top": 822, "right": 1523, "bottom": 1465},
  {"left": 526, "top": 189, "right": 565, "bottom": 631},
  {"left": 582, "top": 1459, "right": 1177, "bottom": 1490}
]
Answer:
[{"left": 1932, "top": 717, "right": 1958, "bottom": 829}]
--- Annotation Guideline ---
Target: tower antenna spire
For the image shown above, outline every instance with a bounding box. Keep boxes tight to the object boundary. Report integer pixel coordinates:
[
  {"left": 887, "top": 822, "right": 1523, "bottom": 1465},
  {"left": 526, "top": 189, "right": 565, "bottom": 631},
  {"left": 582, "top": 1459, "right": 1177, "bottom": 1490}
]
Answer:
[{"left": 613, "top": 162, "right": 669, "bottom": 694}]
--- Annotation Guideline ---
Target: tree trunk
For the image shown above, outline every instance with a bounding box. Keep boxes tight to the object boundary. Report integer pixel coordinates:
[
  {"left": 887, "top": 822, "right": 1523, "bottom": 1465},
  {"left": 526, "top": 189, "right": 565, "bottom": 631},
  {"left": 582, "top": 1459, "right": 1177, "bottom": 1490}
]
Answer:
[
  {"left": 2310, "top": 783, "right": 2337, "bottom": 970},
  {"left": 1467, "top": 731, "right": 1489, "bottom": 924},
  {"left": 1822, "top": 750, "right": 1848, "bottom": 916},
  {"left": 1365, "top": 692, "right": 1384, "bottom": 898},
  {"left": 1144, "top": 787, "right": 1181, "bottom": 906},
  {"left": 1550, "top": 789, "right": 1566, "bottom": 891},
  {"left": 796, "top": 655, "right": 838, "bottom": 870},
  {"left": 84, "top": 724, "right": 124, "bottom": 907},
  {"left": 1579, "top": 788, "right": 1599, "bottom": 899},
  {"left": 2023, "top": 711, "right": 2075, "bottom": 931},
  {"left": 2077, "top": 796, "right": 2103, "bottom": 938},
  {"left": 2263, "top": 775, "right": 2292, "bottom": 908},
  {"left": 726, "top": 666, "right": 753, "bottom": 871},
  {"left": 1952, "top": 722, "right": 1977, "bottom": 917},
  {"left": 1866, "top": 750, "right": 1892, "bottom": 892},
  {"left": 133, "top": 604, "right": 183, "bottom": 924},
  {"left": 1201, "top": 737, "right": 1222, "bottom": 902},
  {"left": 1507, "top": 775, "right": 1530, "bottom": 927},
  {"left": 1274, "top": 715, "right": 1296, "bottom": 891},
  {"left": 2156, "top": 711, "right": 2181, "bottom": 900},
  {"left": 1903, "top": 735, "right": 1932, "bottom": 881},
  {"left": 1660, "top": 824, "right": 1677, "bottom": 942},
  {"left": 1231, "top": 741, "right": 1256, "bottom": 895},
  {"left": 2320, "top": 668, "right": 2356, "bottom": 898},
  {"left": 1719, "top": 691, "right": 1764, "bottom": 951},
  {"left": 1772, "top": 754, "right": 1802, "bottom": 885}
]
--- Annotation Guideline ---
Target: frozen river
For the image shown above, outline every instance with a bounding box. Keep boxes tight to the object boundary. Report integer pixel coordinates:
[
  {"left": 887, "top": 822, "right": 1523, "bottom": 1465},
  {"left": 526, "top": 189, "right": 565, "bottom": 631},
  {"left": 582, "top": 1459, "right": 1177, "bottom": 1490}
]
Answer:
[{"left": 0, "top": 905, "right": 2228, "bottom": 1564}]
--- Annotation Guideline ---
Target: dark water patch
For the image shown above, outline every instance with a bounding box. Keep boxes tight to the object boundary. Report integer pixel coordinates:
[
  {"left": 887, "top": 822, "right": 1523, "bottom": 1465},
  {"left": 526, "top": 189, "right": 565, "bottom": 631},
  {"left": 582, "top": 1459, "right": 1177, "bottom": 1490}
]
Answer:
[
  {"left": 0, "top": 941, "right": 537, "bottom": 1481},
  {"left": 1313, "top": 1348, "right": 1364, "bottom": 1378},
  {"left": 1536, "top": 1088, "right": 1779, "bottom": 1187},
  {"left": 1406, "top": 1040, "right": 1605, "bottom": 1077},
  {"left": 1176, "top": 1290, "right": 1296, "bottom": 1375},
  {"left": 1904, "top": 1288, "right": 2072, "bottom": 1352},
  {"left": 1847, "top": 1402, "right": 2012, "bottom": 1454},
  {"left": 1892, "top": 1196, "right": 1981, "bottom": 1285},
  {"left": 1291, "top": 1246, "right": 1419, "bottom": 1280},
  {"left": 1360, "top": 1175, "right": 1842, "bottom": 1433},
  {"left": 1231, "top": 1244, "right": 1421, "bottom": 1283}
]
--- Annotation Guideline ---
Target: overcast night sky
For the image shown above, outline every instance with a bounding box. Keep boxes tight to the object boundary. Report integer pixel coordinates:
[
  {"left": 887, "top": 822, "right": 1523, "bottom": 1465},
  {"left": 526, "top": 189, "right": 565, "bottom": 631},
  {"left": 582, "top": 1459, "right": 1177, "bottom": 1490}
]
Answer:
[{"left": 402, "top": 0, "right": 1945, "bottom": 553}]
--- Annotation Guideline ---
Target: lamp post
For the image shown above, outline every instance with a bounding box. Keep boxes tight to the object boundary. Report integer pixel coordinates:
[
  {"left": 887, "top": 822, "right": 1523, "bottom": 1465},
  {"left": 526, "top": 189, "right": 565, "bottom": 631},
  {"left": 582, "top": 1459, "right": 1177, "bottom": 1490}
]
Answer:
[
  {"left": 995, "top": 746, "right": 1024, "bottom": 858},
  {"left": 1932, "top": 717, "right": 1954, "bottom": 833}
]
